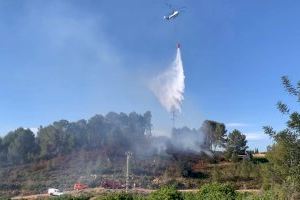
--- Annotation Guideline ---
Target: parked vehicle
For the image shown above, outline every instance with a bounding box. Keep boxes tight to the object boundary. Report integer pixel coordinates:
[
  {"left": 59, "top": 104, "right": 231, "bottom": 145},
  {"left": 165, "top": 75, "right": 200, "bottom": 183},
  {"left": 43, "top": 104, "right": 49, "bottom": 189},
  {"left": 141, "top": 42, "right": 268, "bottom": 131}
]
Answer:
[{"left": 48, "top": 188, "right": 64, "bottom": 196}]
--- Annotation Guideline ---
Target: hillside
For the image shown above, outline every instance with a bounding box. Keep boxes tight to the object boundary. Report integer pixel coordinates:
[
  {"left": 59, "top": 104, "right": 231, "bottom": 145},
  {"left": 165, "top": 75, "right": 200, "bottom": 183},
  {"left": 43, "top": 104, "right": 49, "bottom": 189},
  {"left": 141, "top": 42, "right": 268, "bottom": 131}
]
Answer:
[
  {"left": 0, "top": 112, "right": 266, "bottom": 198},
  {"left": 0, "top": 149, "right": 267, "bottom": 198}
]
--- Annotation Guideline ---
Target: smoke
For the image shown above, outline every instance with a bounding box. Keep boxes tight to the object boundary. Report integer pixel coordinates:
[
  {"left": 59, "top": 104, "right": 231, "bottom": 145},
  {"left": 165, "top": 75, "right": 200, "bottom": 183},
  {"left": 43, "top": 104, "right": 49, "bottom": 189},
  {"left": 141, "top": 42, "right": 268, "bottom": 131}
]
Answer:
[
  {"left": 150, "top": 48, "right": 185, "bottom": 113},
  {"left": 171, "top": 127, "right": 204, "bottom": 152},
  {"left": 147, "top": 127, "right": 207, "bottom": 155}
]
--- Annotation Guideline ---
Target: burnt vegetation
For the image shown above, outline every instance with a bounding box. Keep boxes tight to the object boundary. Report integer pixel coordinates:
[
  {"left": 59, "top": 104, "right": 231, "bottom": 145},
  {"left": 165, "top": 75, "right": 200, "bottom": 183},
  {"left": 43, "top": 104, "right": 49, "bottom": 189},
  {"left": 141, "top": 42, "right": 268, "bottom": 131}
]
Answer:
[{"left": 0, "top": 111, "right": 256, "bottom": 198}]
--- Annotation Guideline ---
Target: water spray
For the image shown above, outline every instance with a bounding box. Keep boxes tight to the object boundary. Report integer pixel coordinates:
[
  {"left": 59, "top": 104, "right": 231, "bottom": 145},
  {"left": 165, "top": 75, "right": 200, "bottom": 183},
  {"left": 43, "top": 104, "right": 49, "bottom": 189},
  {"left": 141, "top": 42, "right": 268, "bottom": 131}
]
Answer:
[{"left": 150, "top": 43, "right": 185, "bottom": 127}]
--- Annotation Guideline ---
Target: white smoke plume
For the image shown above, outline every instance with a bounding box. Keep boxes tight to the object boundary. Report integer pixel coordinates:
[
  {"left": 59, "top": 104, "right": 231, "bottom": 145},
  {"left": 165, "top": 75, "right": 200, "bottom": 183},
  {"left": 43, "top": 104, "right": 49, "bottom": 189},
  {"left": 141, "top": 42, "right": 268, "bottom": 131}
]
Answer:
[{"left": 150, "top": 47, "right": 185, "bottom": 113}]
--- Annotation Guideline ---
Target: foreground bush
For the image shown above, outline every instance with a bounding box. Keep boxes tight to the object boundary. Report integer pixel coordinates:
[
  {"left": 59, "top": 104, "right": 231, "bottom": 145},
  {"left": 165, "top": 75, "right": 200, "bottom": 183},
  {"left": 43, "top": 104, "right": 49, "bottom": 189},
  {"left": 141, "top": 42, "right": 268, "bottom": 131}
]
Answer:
[
  {"left": 101, "top": 193, "right": 133, "bottom": 200},
  {"left": 148, "top": 186, "right": 184, "bottom": 200},
  {"left": 182, "top": 192, "right": 198, "bottom": 200},
  {"left": 197, "top": 183, "right": 236, "bottom": 200},
  {"left": 50, "top": 194, "right": 91, "bottom": 200},
  {"left": 95, "top": 192, "right": 145, "bottom": 200}
]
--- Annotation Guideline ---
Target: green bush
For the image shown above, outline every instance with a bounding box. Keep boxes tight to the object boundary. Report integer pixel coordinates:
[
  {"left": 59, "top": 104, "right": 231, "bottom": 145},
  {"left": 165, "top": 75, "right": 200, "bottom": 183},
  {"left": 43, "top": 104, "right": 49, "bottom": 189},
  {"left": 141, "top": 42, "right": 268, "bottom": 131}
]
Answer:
[
  {"left": 95, "top": 192, "right": 146, "bottom": 200},
  {"left": 50, "top": 194, "right": 91, "bottom": 200},
  {"left": 236, "top": 190, "right": 283, "bottom": 200},
  {"left": 148, "top": 186, "right": 184, "bottom": 200},
  {"left": 197, "top": 183, "right": 236, "bottom": 200},
  {"left": 251, "top": 157, "right": 268, "bottom": 164},
  {"left": 182, "top": 192, "right": 197, "bottom": 200},
  {"left": 162, "top": 179, "right": 185, "bottom": 189},
  {"left": 236, "top": 192, "right": 260, "bottom": 200},
  {"left": 102, "top": 193, "right": 132, "bottom": 200}
]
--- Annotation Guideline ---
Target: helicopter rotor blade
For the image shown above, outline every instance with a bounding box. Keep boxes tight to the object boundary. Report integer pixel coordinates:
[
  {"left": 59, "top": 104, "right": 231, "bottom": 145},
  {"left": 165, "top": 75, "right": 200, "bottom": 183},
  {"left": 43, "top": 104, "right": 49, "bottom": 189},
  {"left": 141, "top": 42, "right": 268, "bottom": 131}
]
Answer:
[{"left": 165, "top": 3, "right": 173, "bottom": 9}]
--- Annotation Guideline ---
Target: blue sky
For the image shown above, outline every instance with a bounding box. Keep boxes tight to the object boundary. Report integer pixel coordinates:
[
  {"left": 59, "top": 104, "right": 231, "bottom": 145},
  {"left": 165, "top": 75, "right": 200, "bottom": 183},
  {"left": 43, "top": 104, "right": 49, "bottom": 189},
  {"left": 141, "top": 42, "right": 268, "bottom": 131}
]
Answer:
[{"left": 0, "top": 0, "right": 300, "bottom": 151}]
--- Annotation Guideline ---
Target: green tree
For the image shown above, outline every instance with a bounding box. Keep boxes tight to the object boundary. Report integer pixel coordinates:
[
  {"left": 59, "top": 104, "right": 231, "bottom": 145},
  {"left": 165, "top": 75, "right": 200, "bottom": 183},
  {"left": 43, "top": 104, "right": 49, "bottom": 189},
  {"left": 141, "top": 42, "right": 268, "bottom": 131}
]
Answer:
[
  {"left": 225, "top": 129, "right": 248, "bottom": 160},
  {"left": 6, "top": 128, "right": 38, "bottom": 164},
  {"left": 201, "top": 120, "right": 227, "bottom": 151},
  {"left": 263, "top": 76, "right": 300, "bottom": 199},
  {"left": 37, "top": 121, "right": 75, "bottom": 158},
  {"left": 66, "top": 120, "right": 87, "bottom": 149},
  {"left": 37, "top": 125, "right": 61, "bottom": 158},
  {"left": 143, "top": 111, "right": 152, "bottom": 136},
  {"left": 0, "top": 111, "right": 152, "bottom": 165},
  {"left": 86, "top": 114, "right": 106, "bottom": 150},
  {"left": 0, "top": 137, "right": 6, "bottom": 163}
]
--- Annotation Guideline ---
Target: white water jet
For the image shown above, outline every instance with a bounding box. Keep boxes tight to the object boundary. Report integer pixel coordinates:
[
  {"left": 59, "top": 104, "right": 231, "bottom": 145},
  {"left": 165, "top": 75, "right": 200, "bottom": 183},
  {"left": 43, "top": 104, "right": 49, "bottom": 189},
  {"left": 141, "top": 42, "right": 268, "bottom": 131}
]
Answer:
[{"left": 150, "top": 46, "right": 185, "bottom": 114}]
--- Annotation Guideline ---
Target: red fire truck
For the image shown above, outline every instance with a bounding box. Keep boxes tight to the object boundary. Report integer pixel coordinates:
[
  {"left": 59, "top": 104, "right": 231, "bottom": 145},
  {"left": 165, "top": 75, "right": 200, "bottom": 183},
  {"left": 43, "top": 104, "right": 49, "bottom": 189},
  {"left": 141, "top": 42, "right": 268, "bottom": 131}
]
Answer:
[{"left": 74, "top": 183, "right": 88, "bottom": 190}]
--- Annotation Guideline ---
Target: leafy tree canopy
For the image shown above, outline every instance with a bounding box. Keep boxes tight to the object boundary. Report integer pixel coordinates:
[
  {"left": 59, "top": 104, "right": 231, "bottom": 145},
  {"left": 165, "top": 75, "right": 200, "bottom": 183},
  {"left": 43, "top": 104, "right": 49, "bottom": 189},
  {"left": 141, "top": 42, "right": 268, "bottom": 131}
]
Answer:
[
  {"left": 225, "top": 129, "right": 248, "bottom": 159},
  {"left": 263, "top": 76, "right": 300, "bottom": 197},
  {"left": 201, "top": 120, "right": 227, "bottom": 151}
]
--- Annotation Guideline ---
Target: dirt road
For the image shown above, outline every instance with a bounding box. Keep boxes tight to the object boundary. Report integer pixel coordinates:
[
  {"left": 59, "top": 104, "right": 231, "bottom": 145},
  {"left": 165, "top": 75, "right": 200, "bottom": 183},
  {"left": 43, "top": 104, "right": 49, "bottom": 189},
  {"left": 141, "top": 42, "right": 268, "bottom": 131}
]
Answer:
[{"left": 11, "top": 187, "right": 261, "bottom": 199}]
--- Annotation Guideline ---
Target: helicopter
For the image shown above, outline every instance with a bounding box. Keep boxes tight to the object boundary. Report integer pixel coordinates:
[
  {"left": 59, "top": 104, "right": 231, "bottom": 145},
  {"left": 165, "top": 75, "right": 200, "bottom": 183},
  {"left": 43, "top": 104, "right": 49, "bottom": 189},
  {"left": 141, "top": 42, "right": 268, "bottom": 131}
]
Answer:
[
  {"left": 164, "top": 10, "right": 180, "bottom": 20},
  {"left": 163, "top": 1, "right": 185, "bottom": 21}
]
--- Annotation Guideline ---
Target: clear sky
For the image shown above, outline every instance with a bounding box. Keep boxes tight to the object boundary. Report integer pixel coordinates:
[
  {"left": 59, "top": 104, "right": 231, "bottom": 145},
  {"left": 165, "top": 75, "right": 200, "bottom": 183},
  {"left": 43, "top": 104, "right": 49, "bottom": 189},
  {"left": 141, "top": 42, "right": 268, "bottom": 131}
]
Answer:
[{"left": 0, "top": 0, "right": 300, "bottom": 151}]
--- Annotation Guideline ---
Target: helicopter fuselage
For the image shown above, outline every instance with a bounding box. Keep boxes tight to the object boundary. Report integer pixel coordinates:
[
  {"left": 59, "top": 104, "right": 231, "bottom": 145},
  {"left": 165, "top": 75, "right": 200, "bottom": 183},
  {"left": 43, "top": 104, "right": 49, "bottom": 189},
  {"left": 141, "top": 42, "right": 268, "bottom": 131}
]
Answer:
[{"left": 164, "top": 10, "right": 179, "bottom": 20}]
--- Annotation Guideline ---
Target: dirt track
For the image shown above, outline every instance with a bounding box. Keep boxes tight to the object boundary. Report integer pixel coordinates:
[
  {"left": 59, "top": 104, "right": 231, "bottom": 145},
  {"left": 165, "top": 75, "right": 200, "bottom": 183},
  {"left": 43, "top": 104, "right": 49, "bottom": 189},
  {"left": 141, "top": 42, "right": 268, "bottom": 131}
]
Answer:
[
  {"left": 11, "top": 188, "right": 103, "bottom": 200},
  {"left": 11, "top": 187, "right": 261, "bottom": 199},
  {"left": 11, "top": 188, "right": 151, "bottom": 200}
]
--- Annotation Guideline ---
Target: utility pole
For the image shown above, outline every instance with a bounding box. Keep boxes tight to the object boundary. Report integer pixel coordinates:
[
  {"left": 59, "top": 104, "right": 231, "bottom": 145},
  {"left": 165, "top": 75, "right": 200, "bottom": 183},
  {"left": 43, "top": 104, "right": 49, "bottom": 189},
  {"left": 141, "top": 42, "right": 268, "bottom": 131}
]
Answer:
[
  {"left": 125, "top": 151, "right": 132, "bottom": 193},
  {"left": 171, "top": 110, "right": 177, "bottom": 129}
]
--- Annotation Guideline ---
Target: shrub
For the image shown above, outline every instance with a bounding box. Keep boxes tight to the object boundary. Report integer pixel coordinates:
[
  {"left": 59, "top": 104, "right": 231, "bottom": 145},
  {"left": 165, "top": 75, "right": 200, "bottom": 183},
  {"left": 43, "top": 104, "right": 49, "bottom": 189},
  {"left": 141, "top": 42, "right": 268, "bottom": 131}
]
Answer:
[
  {"left": 104, "top": 194, "right": 129, "bottom": 200},
  {"left": 182, "top": 192, "right": 197, "bottom": 200},
  {"left": 211, "top": 166, "right": 222, "bottom": 182},
  {"left": 251, "top": 157, "right": 268, "bottom": 164},
  {"left": 50, "top": 194, "right": 91, "bottom": 200},
  {"left": 96, "top": 192, "right": 144, "bottom": 200},
  {"left": 197, "top": 183, "right": 236, "bottom": 200},
  {"left": 236, "top": 190, "right": 285, "bottom": 200},
  {"left": 162, "top": 179, "right": 185, "bottom": 189},
  {"left": 236, "top": 192, "right": 260, "bottom": 200},
  {"left": 148, "top": 186, "right": 184, "bottom": 200}
]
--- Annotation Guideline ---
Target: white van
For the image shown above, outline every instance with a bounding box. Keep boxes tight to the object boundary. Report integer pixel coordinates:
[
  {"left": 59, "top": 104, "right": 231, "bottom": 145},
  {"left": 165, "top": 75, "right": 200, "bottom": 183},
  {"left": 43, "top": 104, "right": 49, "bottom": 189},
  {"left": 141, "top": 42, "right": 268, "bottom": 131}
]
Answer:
[{"left": 48, "top": 188, "right": 64, "bottom": 196}]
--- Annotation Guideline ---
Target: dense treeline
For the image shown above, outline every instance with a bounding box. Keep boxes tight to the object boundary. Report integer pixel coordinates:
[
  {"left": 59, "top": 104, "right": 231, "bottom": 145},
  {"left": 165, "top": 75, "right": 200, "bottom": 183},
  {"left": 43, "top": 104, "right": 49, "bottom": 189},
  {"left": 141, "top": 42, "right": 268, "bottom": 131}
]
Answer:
[
  {"left": 0, "top": 110, "right": 249, "bottom": 167},
  {"left": 0, "top": 111, "right": 152, "bottom": 165}
]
